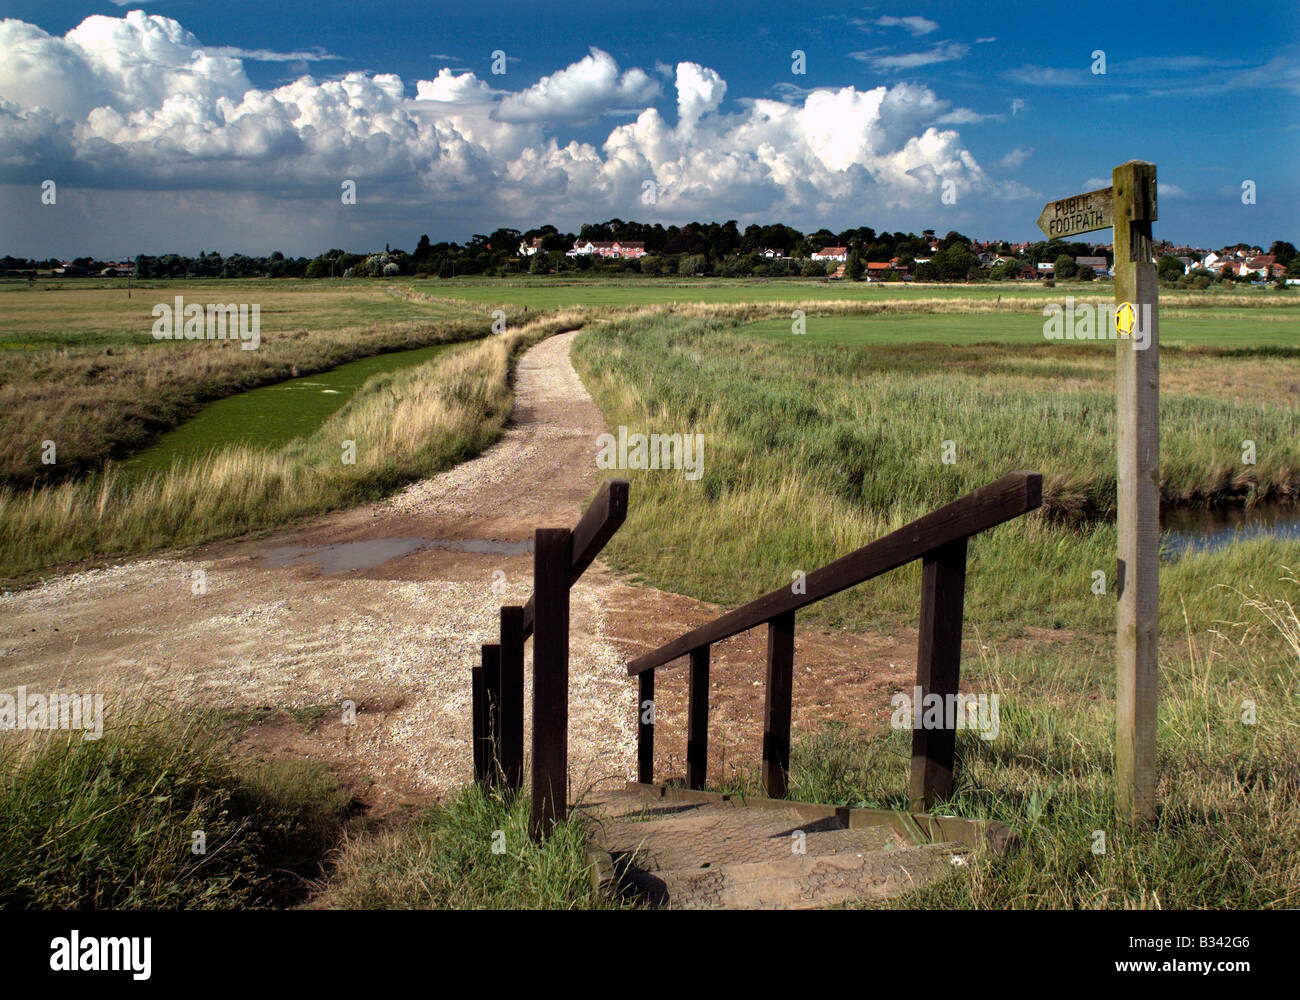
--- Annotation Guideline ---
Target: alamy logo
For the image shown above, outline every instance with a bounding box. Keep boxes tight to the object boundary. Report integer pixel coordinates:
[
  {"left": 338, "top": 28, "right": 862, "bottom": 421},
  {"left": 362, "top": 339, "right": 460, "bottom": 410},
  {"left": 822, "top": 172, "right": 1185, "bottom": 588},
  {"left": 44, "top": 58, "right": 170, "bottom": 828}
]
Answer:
[
  {"left": 152, "top": 296, "right": 261, "bottom": 350},
  {"left": 50, "top": 932, "right": 151, "bottom": 980},
  {"left": 1043, "top": 297, "right": 1152, "bottom": 350},
  {"left": 596, "top": 425, "right": 704, "bottom": 481},
  {"left": 0, "top": 686, "right": 103, "bottom": 741},
  {"left": 890, "top": 686, "right": 1000, "bottom": 741}
]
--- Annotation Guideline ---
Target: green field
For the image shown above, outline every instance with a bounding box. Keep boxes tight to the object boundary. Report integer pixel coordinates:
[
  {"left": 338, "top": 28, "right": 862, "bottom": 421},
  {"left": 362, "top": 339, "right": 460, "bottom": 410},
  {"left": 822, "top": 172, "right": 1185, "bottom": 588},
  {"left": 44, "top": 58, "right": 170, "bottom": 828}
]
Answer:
[
  {"left": 739, "top": 310, "right": 1300, "bottom": 347},
  {"left": 411, "top": 274, "right": 1297, "bottom": 313},
  {"left": 0, "top": 278, "right": 482, "bottom": 350}
]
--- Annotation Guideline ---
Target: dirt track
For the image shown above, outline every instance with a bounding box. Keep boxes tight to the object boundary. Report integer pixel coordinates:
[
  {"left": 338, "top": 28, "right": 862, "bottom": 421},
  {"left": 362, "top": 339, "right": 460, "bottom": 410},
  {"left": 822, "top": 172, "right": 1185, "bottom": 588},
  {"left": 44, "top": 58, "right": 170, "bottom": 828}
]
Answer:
[{"left": 0, "top": 332, "right": 920, "bottom": 813}]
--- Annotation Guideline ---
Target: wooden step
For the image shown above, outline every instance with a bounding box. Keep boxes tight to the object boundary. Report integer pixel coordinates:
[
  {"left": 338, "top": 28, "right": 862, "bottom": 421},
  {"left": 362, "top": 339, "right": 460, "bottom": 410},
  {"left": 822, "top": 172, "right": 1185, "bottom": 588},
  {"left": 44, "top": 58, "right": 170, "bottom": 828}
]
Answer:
[
  {"left": 577, "top": 784, "right": 995, "bottom": 909},
  {"left": 642, "top": 846, "right": 957, "bottom": 910}
]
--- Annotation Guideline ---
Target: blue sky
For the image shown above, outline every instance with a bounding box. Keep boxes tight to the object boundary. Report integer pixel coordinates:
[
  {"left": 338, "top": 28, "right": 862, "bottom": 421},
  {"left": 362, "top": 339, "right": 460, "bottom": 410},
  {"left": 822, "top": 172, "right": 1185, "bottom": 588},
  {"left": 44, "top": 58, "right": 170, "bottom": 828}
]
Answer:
[{"left": 2, "top": 1, "right": 1296, "bottom": 256}]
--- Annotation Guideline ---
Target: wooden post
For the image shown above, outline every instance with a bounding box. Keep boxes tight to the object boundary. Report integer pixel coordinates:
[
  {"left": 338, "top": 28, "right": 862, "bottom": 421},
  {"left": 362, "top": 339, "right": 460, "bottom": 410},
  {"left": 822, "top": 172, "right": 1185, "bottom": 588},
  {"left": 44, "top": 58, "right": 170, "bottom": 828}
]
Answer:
[
  {"left": 686, "top": 646, "right": 710, "bottom": 790},
  {"left": 762, "top": 611, "right": 796, "bottom": 798},
  {"left": 637, "top": 669, "right": 655, "bottom": 784},
  {"left": 1112, "top": 160, "right": 1160, "bottom": 825},
  {"left": 470, "top": 665, "right": 486, "bottom": 786},
  {"left": 908, "top": 538, "right": 968, "bottom": 812},
  {"left": 498, "top": 605, "right": 525, "bottom": 793},
  {"left": 530, "top": 527, "right": 572, "bottom": 839},
  {"left": 481, "top": 643, "right": 501, "bottom": 790}
]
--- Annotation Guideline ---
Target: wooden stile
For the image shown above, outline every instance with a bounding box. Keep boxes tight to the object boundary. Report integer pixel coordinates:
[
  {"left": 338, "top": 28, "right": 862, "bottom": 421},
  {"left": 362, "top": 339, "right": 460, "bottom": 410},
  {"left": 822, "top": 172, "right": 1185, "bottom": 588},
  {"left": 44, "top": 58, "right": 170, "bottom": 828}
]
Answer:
[{"left": 624, "top": 471, "right": 1042, "bottom": 818}]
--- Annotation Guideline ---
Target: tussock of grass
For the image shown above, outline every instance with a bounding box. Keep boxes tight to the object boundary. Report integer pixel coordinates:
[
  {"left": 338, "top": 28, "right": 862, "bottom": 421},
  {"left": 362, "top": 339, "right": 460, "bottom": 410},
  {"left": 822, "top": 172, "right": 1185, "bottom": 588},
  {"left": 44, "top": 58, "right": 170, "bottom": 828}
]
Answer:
[
  {"left": 0, "top": 715, "right": 351, "bottom": 909},
  {"left": 0, "top": 313, "right": 583, "bottom": 582},
  {"left": 314, "top": 785, "right": 617, "bottom": 909}
]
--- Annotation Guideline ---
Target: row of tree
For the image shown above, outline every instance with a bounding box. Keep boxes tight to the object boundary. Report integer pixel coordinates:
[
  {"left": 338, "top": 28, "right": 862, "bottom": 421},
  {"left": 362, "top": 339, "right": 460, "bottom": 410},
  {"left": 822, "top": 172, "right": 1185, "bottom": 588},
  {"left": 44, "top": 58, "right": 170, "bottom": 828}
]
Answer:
[{"left": 6, "top": 232, "right": 1295, "bottom": 283}]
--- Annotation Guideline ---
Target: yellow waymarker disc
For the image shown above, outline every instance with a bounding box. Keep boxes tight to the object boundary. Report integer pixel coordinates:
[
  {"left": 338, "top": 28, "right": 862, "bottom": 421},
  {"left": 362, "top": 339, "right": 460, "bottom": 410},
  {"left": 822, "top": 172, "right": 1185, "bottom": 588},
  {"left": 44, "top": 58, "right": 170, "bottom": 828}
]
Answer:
[{"left": 1115, "top": 301, "right": 1136, "bottom": 337}]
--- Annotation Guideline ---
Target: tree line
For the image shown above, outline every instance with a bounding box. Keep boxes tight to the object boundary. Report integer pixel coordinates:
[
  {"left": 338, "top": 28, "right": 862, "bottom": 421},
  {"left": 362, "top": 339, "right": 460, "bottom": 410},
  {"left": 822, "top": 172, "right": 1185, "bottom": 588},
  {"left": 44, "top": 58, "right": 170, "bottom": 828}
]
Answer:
[{"left": 4, "top": 229, "right": 1295, "bottom": 284}]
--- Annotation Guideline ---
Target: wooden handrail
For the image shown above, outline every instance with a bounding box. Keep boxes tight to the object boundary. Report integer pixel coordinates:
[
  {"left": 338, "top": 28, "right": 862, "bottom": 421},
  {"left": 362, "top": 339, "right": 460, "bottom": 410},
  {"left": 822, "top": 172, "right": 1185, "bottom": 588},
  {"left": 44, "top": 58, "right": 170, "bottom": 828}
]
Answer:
[
  {"left": 521, "top": 478, "right": 629, "bottom": 638},
  {"left": 472, "top": 477, "right": 629, "bottom": 839},
  {"left": 626, "top": 471, "right": 1041, "bottom": 676},
  {"left": 631, "top": 470, "right": 1043, "bottom": 808}
]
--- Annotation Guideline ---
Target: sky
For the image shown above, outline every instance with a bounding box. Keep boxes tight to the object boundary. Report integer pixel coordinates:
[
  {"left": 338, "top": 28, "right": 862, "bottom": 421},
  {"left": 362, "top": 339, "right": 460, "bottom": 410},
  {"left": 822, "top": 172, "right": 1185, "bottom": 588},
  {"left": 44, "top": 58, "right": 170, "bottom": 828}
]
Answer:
[{"left": 1, "top": 0, "right": 1297, "bottom": 257}]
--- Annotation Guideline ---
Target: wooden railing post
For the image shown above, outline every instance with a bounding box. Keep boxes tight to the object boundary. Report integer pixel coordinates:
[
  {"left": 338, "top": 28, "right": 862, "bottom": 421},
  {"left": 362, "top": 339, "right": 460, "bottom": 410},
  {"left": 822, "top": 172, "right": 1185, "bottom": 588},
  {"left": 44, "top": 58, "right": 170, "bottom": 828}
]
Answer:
[
  {"left": 637, "top": 669, "right": 655, "bottom": 784},
  {"left": 762, "top": 611, "right": 795, "bottom": 798},
  {"left": 471, "top": 663, "right": 486, "bottom": 786},
  {"left": 530, "top": 527, "right": 572, "bottom": 839},
  {"left": 481, "top": 643, "right": 501, "bottom": 790},
  {"left": 687, "top": 646, "right": 710, "bottom": 790},
  {"left": 909, "top": 537, "right": 968, "bottom": 812},
  {"left": 498, "top": 605, "right": 525, "bottom": 793}
]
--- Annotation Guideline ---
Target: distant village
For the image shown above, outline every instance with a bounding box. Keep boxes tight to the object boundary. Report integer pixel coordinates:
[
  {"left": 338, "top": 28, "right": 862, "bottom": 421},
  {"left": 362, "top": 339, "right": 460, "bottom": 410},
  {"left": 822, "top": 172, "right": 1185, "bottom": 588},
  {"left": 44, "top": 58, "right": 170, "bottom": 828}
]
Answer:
[
  {"left": 5, "top": 220, "right": 1296, "bottom": 285},
  {"left": 529, "top": 235, "right": 1295, "bottom": 284}
]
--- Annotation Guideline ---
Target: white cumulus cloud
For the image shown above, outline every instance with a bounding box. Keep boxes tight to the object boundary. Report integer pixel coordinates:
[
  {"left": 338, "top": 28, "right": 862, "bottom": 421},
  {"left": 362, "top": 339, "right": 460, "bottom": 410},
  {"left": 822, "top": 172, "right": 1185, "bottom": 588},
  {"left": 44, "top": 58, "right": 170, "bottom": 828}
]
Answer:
[
  {"left": 0, "top": 12, "right": 1002, "bottom": 250},
  {"left": 496, "top": 47, "right": 660, "bottom": 123}
]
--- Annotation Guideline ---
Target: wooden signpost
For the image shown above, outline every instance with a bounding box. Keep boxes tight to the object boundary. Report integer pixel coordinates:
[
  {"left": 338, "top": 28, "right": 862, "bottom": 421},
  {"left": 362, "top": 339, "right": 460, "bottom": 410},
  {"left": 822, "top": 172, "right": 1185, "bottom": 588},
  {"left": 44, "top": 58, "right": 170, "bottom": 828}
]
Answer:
[
  {"left": 1037, "top": 161, "right": 1159, "bottom": 825},
  {"left": 1036, "top": 185, "right": 1114, "bottom": 240}
]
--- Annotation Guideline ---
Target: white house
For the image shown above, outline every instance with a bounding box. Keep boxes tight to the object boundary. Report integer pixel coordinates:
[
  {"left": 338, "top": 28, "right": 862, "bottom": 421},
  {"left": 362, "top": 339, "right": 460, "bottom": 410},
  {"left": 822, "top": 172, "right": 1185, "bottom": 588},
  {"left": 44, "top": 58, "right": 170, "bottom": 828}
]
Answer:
[
  {"left": 566, "top": 240, "right": 647, "bottom": 259},
  {"left": 810, "top": 246, "right": 848, "bottom": 262}
]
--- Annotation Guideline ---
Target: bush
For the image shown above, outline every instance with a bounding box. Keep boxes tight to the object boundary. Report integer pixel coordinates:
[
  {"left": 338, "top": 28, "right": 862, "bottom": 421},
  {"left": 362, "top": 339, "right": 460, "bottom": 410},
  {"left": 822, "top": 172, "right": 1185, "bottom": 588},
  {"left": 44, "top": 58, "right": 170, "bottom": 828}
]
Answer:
[{"left": 678, "top": 254, "right": 709, "bottom": 277}]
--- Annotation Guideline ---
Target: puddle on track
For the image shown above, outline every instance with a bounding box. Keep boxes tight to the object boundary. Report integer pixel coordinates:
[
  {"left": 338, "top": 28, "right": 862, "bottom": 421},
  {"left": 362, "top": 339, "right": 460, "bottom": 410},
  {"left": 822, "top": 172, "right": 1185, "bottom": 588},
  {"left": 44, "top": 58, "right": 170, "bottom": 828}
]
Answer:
[{"left": 261, "top": 537, "right": 533, "bottom": 573}]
